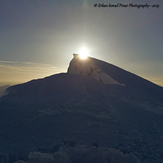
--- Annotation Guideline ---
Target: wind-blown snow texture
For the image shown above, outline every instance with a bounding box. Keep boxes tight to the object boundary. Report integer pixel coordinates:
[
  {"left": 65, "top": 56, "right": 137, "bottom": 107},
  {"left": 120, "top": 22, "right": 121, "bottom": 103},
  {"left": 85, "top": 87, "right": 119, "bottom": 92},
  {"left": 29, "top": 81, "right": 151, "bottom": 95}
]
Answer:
[{"left": 0, "top": 55, "right": 163, "bottom": 163}]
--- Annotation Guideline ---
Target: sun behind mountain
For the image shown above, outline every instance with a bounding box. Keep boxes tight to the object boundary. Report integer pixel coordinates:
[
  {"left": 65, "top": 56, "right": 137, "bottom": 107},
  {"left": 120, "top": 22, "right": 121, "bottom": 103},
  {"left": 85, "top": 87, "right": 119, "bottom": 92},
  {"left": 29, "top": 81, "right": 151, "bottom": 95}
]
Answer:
[{"left": 79, "top": 47, "right": 88, "bottom": 59}]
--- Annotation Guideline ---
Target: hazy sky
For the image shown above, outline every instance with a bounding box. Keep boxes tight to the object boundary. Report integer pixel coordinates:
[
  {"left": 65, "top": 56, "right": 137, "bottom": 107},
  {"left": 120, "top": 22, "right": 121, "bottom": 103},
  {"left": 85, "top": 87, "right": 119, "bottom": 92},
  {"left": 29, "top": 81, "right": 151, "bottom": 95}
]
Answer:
[{"left": 0, "top": 0, "right": 163, "bottom": 86}]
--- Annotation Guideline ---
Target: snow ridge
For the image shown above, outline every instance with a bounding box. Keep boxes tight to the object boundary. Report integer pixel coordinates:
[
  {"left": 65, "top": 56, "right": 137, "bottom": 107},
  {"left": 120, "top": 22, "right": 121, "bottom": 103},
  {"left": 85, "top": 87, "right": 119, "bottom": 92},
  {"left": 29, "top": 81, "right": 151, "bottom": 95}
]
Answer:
[{"left": 68, "top": 54, "right": 124, "bottom": 85}]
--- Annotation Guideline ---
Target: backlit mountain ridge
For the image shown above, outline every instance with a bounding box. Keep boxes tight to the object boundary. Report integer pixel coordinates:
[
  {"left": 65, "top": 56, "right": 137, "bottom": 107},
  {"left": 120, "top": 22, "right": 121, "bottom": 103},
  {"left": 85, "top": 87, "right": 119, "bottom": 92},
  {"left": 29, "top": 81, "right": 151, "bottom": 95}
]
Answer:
[{"left": 0, "top": 54, "right": 163, "bottom": 163}]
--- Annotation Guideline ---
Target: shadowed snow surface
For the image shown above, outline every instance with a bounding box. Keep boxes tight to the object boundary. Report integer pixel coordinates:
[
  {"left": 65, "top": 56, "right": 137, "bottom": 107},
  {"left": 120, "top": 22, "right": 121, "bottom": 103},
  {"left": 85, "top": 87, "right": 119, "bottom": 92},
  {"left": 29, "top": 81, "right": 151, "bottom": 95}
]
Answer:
[{"left": 0, "top": 56, "right": 163, "bottom": 163}]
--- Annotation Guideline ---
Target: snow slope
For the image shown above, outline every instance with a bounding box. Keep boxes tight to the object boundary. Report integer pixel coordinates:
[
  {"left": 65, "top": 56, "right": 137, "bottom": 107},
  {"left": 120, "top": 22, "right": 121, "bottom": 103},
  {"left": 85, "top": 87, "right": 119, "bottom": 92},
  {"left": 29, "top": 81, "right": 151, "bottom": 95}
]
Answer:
[
  {"left": 68, "top": 54, "right": 124, "bottom": 85},
  {"left": 0, "top": 55, "right": 163, "bottom": 163}
]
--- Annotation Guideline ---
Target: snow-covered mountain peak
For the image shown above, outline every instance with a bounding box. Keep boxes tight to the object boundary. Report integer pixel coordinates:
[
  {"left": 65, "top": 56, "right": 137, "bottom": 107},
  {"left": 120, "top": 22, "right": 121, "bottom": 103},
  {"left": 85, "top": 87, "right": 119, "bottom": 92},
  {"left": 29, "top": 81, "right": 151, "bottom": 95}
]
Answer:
[{"left": 67, "top": 54, "right": 124, "bottom": 85}]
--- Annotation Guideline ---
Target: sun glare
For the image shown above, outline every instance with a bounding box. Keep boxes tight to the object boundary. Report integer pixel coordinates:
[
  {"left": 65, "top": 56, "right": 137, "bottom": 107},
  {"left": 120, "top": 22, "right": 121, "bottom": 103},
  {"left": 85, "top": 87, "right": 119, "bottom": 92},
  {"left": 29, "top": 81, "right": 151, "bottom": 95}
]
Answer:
[{"left": 79, "top": 47, "right": 88, "bottom": 59}]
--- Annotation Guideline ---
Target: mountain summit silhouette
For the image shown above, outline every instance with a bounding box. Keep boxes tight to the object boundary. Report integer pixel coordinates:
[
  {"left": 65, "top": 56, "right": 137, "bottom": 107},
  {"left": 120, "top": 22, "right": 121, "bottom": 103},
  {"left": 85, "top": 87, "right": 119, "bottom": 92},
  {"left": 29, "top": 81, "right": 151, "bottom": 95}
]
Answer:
[
  {"left": 3, "top": 54, "right": 163, "bottom": 113},
  {"left": 0, "top": 54, "right": 163, "bottom": 163}
]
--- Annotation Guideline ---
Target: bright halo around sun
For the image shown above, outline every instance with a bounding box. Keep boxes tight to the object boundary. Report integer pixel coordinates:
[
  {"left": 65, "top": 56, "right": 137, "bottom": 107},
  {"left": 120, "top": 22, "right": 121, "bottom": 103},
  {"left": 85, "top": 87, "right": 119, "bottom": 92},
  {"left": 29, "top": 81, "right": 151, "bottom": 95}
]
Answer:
[{"left": 79, "top": 47, "right": 88, "bottom": 59}]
